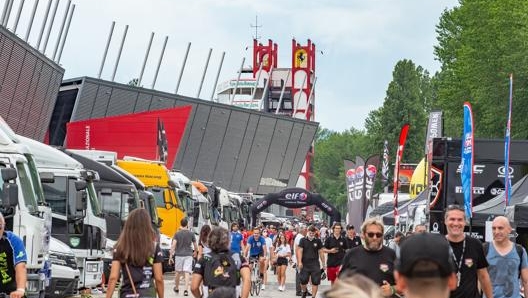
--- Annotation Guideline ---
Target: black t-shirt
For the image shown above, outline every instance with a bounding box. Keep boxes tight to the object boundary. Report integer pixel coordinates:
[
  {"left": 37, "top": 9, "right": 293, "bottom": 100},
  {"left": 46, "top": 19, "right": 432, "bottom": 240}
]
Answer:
[
  {"left": 324, "top": 234, "right": 347, "bottom": 267},
  {"left": 298, "top": 237, "right": 323, "bottom": 270},
  {"left": 340, "top": 245, "right": 396, "bottom": 286},
  {"left": 345, "top": 236, "right": 362, "bottom": 251},
  {"left": 115, "top": 243, "right": 163, "bottom": 298},
  {"left": 193, "top": 250, "right": 249, "bottom": 286},
  {"left": 449, "top": 236, "right": 488, "bottom": 298}
]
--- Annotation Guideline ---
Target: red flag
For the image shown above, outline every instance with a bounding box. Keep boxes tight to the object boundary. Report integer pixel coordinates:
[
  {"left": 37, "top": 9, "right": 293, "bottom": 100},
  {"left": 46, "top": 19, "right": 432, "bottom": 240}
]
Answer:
[{"left": 393, "top": 124, "right": 410, "bottom": 226}]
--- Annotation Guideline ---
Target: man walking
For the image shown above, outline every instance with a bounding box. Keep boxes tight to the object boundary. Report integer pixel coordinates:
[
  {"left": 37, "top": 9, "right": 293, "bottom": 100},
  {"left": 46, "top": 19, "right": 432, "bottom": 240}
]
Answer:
[
  {"left": 444, "top": 205, "right": 492, "bottom": 298},
  {"left": 0, "top": 213, "right": 27, "bottom": 298},
  {"left": 297, "top": 225, "right": 325, "bottom": 298},
  {"left": 394, "top": 233, "right": 457, "bottom": 298},
  {"left": 344, "top": 225, "right": 362, "bottom": 251},
  {"left": 230, "top": 223, "right": 244, "bottom": 258},
  {"left": 323, "top": 222, "right": 347, "bottom": 285},
  {"left": 340, "top": 217, "right": 397, "bottom": 297},
  {"left": 485, "top": 216, "right": 528, "bottom": 298},
  {"left": 293, "top": 225, "right": 307, "bottom": 296},
  {"left": 171, "top": 218, "right": 198, "bottom": 296}
]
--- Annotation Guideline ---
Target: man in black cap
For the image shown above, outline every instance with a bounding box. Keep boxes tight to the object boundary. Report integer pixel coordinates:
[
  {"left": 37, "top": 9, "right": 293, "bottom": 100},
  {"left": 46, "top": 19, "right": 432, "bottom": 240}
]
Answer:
[{"left": 395, "top": 233, "right": 458, "bottom": 298}]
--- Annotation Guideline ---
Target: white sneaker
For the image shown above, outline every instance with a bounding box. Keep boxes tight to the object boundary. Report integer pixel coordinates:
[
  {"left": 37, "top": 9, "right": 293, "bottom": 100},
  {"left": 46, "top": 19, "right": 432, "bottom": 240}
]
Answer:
[
  {"left": 261, "top": 284, "right": 265, "bottom": 290},
  {"left": 281, "top": 285, "right": 285, "bottom": 291}
]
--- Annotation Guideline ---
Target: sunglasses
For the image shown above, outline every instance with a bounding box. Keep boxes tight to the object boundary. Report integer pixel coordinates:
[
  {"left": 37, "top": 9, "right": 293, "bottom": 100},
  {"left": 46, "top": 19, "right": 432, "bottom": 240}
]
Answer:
[{"left": 366, "top": 232, "right": 383, "bottom": 238}]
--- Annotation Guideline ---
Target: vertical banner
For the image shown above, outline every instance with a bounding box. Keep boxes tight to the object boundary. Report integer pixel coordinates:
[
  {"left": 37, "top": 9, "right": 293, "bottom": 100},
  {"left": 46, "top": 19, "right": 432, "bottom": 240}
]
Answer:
[
  {"left": 393, "top": 124, "right": 410, "bottom": 226},
  {"left": 344, "top": 160, "right": 358, "bottom": 227},
  {"left": 424, "top": 110, "right": 443, "bottom": 154},
  {"left": 157, "top": 117, "right": 168, "bottom": 163},
  {"left": 382, "top": 140, "right": 389, "bottom": 192},
  {"left": 461, "top": 102, "right": 474, "bottom": 219},
  {"left": 363, "top": 155, "right": 380, "bottom": 219},
  {"left": 504, "top": 74, "right": 513, "bottom": 210},
  {"left": 355, "top": 156, "right": 366, "bottom": 221}
]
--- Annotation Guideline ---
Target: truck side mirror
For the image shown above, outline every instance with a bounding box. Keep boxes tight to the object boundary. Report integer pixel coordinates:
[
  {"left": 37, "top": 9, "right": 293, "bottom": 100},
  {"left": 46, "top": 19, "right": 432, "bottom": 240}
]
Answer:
[
  {"left": 193, "top": 206, "right": 200, "bottom": 227},
  {"left": 39, "top": 172, "right": 55, "bottom": 183},
  {"left": 76, "top": 191, "right": 87, "bottom": 212},
  {"left": 1, "top": 168, "right": 17, "bottom": 181},
  {"left": 2, "top": 183, "right": 18, "bottom": 208},
  {"left": 74, "top": 180, "right": 87, "bottom": 191}
]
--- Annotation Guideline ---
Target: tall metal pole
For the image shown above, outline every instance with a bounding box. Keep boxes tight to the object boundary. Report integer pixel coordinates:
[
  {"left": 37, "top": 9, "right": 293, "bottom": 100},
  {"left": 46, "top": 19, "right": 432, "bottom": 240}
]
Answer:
[
  {"left": 138, "top": 32, "right": 154, "bottom": 86},
  {"left": 0, "top": 0, "right": 10, "bottom": 26},
  {"left": 229, "top": 57, "right": 245, "bottom": 105},
  {"left": 3, "top": 0, "right": 14, "bottom": 27},
  {"left": 25, "top": 0, "right": 40, "bottom": 42},
  {"left": 303, "top": 76, "right": 317, "bottom": 118},
  {"left": 151, "top": 35, "right": 168, "bottom": 89},
  {"left": 12, "top": 0, "right": 24, "bottom": 33},
  {"left": 259, "top": 68, "right": 273, "bottom": 110},
  {"left": 174, "top": 42, "right": 191, "bottom": 94},
  {"left": 275, "top": 69, "right": 290, "bottom": 114},
  {"left": 196, "top": 48, "right": 212, "bottom": 98},
  {"left": 56, "top": 3, "right": 74, "bottom": 63},
  {"left": 41, "top": 0, "right": 58, "bottom": 53},
  {"left": 210, "top": 51, "right": 225, "bottom": 101},
  {"left": 97, "top": 21, "right": 115, "bottom": 79},
  {"left": 292, "top": 75, "right": 307, "bottom": 116},
  {"left": 36, "top": 0, "right": 52, "bottom": 49},
  {"left": 251, "top": 62, "right": 263, "bottom": 100},
  {"left": 52, "top": 0, "right": 70, "bottom": 61},
  {"left": 111, "top": 24, "right": 128, "bottom": 82}
]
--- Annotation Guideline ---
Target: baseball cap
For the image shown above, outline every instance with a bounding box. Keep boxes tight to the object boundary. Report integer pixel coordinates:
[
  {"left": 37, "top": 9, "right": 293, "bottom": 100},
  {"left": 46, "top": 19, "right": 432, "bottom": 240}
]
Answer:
[{"left": 395, "top": 233, "right": 456, "bottom": 278}]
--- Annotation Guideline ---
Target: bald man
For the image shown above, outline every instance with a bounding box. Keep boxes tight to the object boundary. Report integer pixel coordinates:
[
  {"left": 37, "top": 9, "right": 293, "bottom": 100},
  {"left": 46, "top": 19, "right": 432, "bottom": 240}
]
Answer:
[{"left": 486, "top": 216, "right": 528, "bottom": 298}]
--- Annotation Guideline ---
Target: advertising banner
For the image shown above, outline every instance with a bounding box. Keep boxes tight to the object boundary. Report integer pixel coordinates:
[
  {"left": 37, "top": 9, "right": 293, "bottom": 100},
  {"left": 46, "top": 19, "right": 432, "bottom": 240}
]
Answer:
[
  {"left": 393, "top": 124, "right": 410, "bottom": 226},
  {"left": 461, "top": 102, "right": 474, "bottom": 219}
]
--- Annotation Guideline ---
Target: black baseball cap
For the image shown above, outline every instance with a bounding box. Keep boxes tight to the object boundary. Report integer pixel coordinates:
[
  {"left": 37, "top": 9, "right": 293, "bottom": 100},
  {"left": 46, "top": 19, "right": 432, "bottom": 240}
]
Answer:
[{"left": 395, "top": 233, "right": 456, "bottom": 278}]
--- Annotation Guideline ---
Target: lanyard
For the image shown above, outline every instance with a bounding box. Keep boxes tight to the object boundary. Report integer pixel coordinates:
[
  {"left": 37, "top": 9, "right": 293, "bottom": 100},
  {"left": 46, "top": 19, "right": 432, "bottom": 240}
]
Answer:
[{"left": 451, "top": 238, "right": 466, "bottom": 273}]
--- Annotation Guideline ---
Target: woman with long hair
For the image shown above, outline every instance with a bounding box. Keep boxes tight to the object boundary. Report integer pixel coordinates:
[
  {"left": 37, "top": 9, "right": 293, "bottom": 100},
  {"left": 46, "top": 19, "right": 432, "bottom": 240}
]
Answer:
[
  {"left": 105, "top": 208, "right": 164, "bottom": 298},
  {"left": 197, "top": 224, "right": 212, "bottom": 260},
  {"left": 273, "top": 233, "right": 291, "bottom": 291}
]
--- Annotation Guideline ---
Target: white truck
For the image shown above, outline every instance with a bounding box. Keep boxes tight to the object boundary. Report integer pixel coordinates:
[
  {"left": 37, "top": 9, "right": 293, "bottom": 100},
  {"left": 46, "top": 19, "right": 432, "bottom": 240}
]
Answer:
[
  {"left": 18, "top": 136, "right": 106, "bottom": 290},
  {"left": 47, "top": 237, "right": 80, "bottom": 297},
  {"left": 0, "top": 118, "right": 51, "bottom": 298}
]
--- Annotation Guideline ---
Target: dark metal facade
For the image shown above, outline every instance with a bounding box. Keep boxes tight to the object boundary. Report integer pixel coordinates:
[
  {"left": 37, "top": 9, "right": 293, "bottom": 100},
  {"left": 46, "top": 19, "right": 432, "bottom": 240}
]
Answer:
[
  {"left": 0, "top": 26, "right": 64, "bottom": 141},
  {"left": 58, "top": 77, "right": 318, "bottom": 194}
]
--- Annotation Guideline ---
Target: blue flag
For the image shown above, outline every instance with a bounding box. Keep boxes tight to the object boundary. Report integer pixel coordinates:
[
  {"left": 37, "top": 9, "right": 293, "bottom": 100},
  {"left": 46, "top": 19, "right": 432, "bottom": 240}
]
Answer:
[
  {"left": 461, "top": 102, "right": 474, "bottom": 219},
  {"left": 504, "top": 74, "right": 513, "bottom": 210}
]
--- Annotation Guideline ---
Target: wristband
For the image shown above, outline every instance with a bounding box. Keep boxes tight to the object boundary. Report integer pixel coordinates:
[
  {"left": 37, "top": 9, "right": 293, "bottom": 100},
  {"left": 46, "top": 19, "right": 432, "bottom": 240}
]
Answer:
[{"left": 16, "top": 288, "right": 25, "bottom": 294}]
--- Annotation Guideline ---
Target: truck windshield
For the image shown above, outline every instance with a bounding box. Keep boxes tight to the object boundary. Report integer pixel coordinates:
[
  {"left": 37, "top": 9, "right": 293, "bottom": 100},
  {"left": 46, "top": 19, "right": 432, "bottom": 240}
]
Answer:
[
  {"left": 86, "top": 181, "right": 103, "bottom": 218},
  {"left": 25, "top": 155, "right": 46, "bottom": 206},
  {"left": 16, "top": 162, "right": 39, "bottom": 214}
]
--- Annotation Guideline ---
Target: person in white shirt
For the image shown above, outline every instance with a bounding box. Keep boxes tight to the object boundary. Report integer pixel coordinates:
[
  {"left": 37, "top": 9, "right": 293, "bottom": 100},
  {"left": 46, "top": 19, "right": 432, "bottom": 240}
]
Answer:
[
  {"left": 273, "top": 233, "right": 291, "bottom": 291},
  {"left": 262, "top": 230, "right": 273, "bottom": 290}
]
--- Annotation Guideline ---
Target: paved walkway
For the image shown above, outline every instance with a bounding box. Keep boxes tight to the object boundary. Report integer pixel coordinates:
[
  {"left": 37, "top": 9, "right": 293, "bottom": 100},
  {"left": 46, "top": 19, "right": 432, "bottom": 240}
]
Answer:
[{"left": 98, "top": 265, "right": 331, "bottom": 298}]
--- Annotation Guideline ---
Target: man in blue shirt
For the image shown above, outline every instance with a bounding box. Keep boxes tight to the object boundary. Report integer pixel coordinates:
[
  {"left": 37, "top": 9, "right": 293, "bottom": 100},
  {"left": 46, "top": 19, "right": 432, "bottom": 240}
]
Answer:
[
  {"left": 486, "top": 216, "right": 528, "bottom": 298},
  {"left": 230, "top": 223, "right": 244, "bottom": 256},
  {"left": 0, "top": 213, "right": 27, "bottom": 298},
  {"left": 244, "top": 227, "right": 267, "bottom": 283}
]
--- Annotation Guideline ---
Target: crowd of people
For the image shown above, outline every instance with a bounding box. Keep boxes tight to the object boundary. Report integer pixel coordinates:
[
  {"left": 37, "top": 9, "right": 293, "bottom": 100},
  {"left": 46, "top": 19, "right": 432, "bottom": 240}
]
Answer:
[{"left": 3, "top": 203, "right": 528, "bottom": 298}]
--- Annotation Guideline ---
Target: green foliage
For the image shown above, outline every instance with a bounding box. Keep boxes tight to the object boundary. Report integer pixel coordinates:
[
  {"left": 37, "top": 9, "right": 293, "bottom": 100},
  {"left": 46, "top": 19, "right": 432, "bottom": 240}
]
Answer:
[{"left": 434, "top": 0, "right": 528, "bottom": 138}]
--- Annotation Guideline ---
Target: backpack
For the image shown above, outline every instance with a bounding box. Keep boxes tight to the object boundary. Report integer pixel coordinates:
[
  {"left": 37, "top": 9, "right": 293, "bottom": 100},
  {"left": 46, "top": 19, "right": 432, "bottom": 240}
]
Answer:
[
  {"left": 203, "top": 251, "right": 240, "bottom": 289},
  {"left": 483, "top": 242, "right": 524, "bottom": 278}
]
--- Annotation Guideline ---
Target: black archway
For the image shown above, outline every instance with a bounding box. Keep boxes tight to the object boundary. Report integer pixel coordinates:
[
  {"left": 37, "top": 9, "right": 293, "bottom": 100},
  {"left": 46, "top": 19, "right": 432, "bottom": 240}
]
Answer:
[{"left": 250, "top": 188, "right": 341, "bottom": 226}]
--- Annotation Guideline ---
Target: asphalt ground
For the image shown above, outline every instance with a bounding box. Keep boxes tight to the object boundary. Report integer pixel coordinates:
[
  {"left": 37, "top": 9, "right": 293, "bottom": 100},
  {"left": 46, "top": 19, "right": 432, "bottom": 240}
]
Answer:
[{"left": 98, "top": 264, "right": 331, "bottom": 298}]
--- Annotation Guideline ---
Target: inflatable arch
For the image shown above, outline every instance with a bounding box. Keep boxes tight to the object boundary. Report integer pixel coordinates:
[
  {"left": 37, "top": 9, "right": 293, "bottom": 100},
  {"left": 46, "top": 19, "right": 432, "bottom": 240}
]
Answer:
[{"left": 250, "top": 188, "right": 341, "bottom": 226}]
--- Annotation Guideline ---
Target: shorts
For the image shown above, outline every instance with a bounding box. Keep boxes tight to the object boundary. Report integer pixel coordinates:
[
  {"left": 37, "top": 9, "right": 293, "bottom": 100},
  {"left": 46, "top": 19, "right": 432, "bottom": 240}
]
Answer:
[
  {"left": 249, "top": 252, "right": 264, "bottom": 260},
  {"left": 327, "top": 266, "right": 340, "bottom": 282},
  {"left": 299, "top": 267, "right": 321, "bottom": 286},
  {"left": 174, "top": 255, "right": 193, "bottom": 273},
  {"left": 276, "top": 257, "right": 288, "bottom": 266}
]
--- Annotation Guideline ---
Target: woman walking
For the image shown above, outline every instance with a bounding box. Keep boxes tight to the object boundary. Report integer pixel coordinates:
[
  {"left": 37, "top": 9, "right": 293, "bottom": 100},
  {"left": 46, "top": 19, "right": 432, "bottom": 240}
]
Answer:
[
  {"left": 106, "top": 208, "right": 164, "bottom": 298},
  {"left": 197, "top": 224, "right": 212, "bottom": 260},
  {"left": 274, "top": 233, "right": 291, "bottom": 291}
]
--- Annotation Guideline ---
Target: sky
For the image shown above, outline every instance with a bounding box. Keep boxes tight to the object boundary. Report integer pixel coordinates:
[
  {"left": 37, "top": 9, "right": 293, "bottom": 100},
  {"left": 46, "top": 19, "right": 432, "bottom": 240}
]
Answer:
[{"left": 5, "top": 0, "right": 459, "bottom": 132}]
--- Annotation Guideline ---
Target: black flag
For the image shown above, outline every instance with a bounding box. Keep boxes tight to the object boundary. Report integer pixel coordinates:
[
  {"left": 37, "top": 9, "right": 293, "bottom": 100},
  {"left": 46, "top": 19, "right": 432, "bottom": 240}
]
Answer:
[{"left": 157, "top": 118, "right": 168, "bottom": 163}]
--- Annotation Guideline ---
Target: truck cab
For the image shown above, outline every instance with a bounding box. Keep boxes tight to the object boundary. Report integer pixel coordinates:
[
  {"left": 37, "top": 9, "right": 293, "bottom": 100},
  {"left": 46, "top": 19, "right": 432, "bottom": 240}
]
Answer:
[{"left": 17, "top": 136, "right": 106, "bottom": 290}]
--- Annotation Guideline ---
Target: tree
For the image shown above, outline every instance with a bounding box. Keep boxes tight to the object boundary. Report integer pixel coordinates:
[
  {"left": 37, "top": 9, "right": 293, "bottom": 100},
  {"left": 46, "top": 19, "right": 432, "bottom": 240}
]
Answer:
[
  {"left": 365, "top": 60, "right": 431, "bottom": 164},
  {"left": 434, "top": 0, "right": 528, "bottom": 138}
]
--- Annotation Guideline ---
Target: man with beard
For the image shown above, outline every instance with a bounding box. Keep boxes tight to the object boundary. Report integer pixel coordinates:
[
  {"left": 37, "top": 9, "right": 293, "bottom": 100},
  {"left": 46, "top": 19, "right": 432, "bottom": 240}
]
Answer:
[
  {"left": 485, "top": 216, "right": 528, "bottom": 298},
  {"left": 340, "top": 217, "right": 397, "bottom": 297},
  {"left": 444, "top": 205, "right": 492, "bottom": 298},
  {"left": 297, "top": 225, "right": 325, "bottom": 298},
  {"left": 323, "top": 222, "right": 347, "bottom": 285}
]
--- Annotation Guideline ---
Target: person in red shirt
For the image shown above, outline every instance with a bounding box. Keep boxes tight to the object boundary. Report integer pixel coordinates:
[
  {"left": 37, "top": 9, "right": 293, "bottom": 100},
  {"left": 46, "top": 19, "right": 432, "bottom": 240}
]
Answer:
[{"left": 284, "top": 226, "right": 294, "bottom": 246}]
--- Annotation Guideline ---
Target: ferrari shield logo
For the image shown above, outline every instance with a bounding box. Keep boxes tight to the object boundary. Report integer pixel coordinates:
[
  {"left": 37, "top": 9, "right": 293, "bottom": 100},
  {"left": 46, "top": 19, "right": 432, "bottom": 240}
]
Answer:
[
  {"left": 464, "top": 258, "right": 474, "bottom": 268},
  {"left": 379, "top": 264, "right": 389, "bottom": 272}
]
